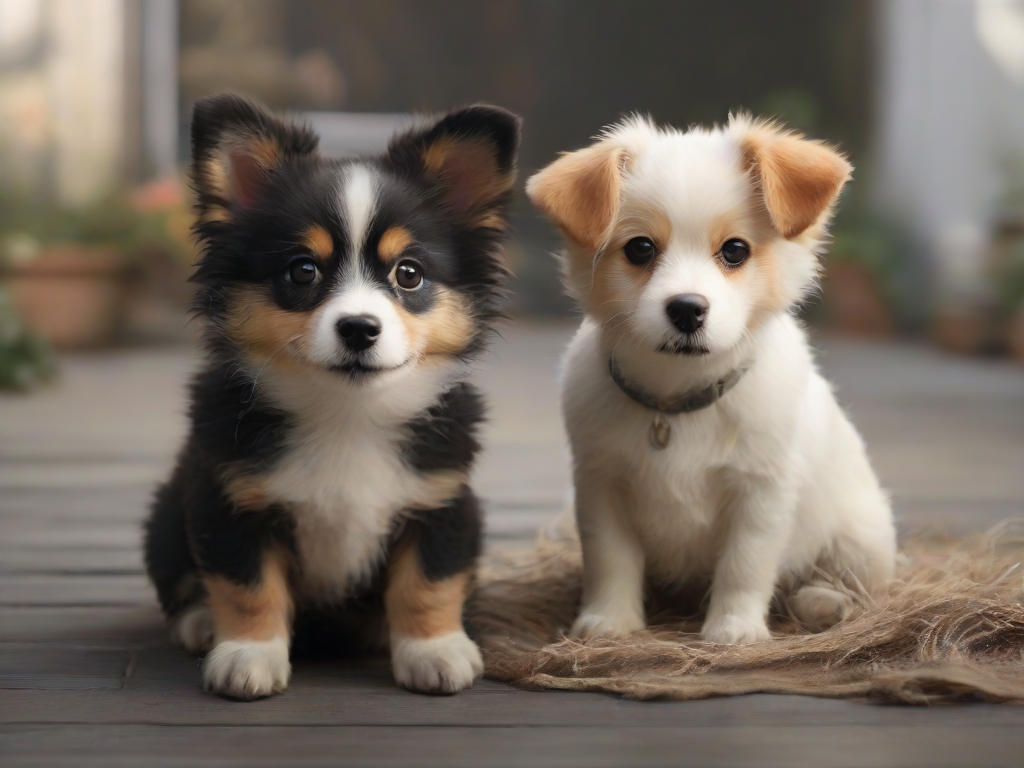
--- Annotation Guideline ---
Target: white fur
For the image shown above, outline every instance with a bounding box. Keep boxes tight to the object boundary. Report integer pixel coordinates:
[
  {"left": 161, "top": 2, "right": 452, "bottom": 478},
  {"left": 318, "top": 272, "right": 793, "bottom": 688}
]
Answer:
[
  {"left": 341, "top": 164, "right": 376, "bottom": 267},
  {"left": 551, "top": 119, "right": 896, "bottom": 644},
  {"left": 258, "top": 359, "right": 468, "bottom": 601},
  {"left": 307, "top": 280, "right": 412, "bottom": 371},
  {"left": 172, "top": 604, "right": 214, "bottom": 654},
  {"left": 390, "top": 631, "right": 484, "bottom": 693},
  {"left": 203, "top": 637, "right": 291, "bottom": 700}
]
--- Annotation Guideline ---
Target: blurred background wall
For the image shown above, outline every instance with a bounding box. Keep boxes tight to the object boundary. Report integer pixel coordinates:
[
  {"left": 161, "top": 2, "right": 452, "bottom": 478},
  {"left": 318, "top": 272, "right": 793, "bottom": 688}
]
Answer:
[{"left": 2, "top": 0, "right": 1024, "bottom": 365}]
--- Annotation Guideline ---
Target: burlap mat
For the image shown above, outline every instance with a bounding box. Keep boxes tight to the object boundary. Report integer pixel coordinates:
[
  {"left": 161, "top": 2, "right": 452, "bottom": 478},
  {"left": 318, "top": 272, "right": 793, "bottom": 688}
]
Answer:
[{"left": 467, "top": 520, "right": 1024, "bottom": 704}]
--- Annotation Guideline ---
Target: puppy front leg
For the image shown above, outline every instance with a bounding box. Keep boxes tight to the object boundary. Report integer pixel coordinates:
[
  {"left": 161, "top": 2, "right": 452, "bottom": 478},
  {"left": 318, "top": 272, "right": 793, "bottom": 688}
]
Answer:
[
  {"left": 701, "top": 479, "right": 796, "bottom": 645},
  {"left": 202, "top": 548, "right": 293, "bottom": 700},
  {"left": 571, "top": 472, "right": 646, "bottom": 639},
  {"left": 386, "top": 492, "right": 483, "bottom": 694},
  {"left": 386, "top": 544, "right": 482, "bottom": 694}
]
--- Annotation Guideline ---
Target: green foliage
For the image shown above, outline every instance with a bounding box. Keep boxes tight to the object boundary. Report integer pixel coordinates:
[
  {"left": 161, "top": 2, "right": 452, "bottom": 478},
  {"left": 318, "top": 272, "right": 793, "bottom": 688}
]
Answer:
[
  {"left": 0, "top": 195, "right": 136, "bottom": 247},
  {"left": 997, "top": 237, "right": 1024, "bottom": 314},
  {"left": 826, "top": 209, "right": 928, "bottom": 331},
  {"left": 756, "top": 88, "right": 821, "bottom": 134},
  {"left": 994, "top": 156, "right": 1024, "bottom": 316},
  {"left": 830, "top": 213, "right": 905, "bottom": 281},
  {"left": 0, "top": 193, "right": 192, "bottom": 269},
  {"left": 0, "top": 286, "right": 56, "bottom": 391}
]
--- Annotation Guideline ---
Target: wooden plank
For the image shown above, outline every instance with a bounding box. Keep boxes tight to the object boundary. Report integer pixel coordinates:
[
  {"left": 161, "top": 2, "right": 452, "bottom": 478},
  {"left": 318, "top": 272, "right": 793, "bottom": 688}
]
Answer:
[
  {"left": 0, "top": 575, "right": 154, "bottom": 607},
  {"left": 0, "top": 462, "right": 166, "bottom": 491},
  {"left": 0, "top": 548, "right": 143, "bottom": 575},
  {"left": 0, "top": 645, "right": 131, "bottom": 690},
  {"left": 4, "top": 647, "right": 1024, "bottom": 729},
  {"left": 3, "top": 723, "right": 1024, "bottom": 768},
  {"left": 0, "top": 522, "right": 141, "bottom": 550},
  {"left": 895, "top": 498, "right": 1024, "bottom": 535},
  {"left": 0, "top": 348, "right": 193, "bottom": 464},
  {"left": 0, "top": 606, "right": 164, "bottom": 642},
  {"left": 0, "top": 488, "right": 153, "bottom": 523}
]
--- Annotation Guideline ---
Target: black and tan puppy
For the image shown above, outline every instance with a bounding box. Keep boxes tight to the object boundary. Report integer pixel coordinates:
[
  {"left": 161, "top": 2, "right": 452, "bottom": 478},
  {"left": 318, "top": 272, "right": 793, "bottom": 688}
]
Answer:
[{"left": 144, "top": 94, "right": 519, "bottom": 699}]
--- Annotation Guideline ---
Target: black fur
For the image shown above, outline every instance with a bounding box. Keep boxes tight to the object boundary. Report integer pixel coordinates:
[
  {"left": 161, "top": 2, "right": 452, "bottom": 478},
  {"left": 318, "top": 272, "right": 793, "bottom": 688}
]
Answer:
[
  {"left": 402, "top": 382, "right": 485, "bottom": 473},
  {"left": 143, "top": 94, "right": 519, "bottom": 659},
  {"left": 409, "top": 489, "right": 484, "bottom": 581}
]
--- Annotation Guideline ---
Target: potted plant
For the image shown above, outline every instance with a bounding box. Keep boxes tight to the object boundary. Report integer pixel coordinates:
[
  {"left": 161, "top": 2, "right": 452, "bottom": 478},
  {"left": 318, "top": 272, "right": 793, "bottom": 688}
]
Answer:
[
  {"left": 820, "top": 211, "right": 921, "bottom": 338},
  {"left": 0, "top": 186, "right": 193, "bottom": 349},
  {"left": 0, "top": 284, "right": 56, "bottom": 390},
  {"left": 993, "top": 216, "right": 1024, "bottom": 361},
  {"left": 0, "top": 196, "right": 140, "bottom": 348}
]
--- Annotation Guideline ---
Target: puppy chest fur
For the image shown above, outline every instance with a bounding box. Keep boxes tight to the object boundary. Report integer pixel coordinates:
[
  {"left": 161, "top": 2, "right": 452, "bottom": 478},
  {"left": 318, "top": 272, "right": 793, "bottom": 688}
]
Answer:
[
  {"left": 564, "top": 319, "right": 810, "bottom": 587},
  {"left": 258, "top": 367, "right": 469, "bottom": 601}
]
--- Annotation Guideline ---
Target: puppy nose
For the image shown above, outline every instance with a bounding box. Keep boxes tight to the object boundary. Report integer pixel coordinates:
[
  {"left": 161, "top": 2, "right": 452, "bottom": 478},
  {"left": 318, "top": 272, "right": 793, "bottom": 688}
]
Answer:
[
  {"left": 665, "top": 294, "right": 709, "bottom": 334},
  {"left": 336, "top": 315, "right": 382, "bottom": 352}
]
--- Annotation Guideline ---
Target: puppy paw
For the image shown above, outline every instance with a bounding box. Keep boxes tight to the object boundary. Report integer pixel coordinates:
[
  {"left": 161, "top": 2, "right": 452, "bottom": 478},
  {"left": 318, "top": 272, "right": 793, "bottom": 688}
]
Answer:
[
  {"left": 701, "top": 613, "right": 770, "bottom": 645},
  {"left": 789, "top": 584, "right": 852, "bottom": 632},
  {"left": 202, "top": 638, "right": 290, "bottom": 700},
  {"left": 570, "top": 609, "right": 645, "bottom": 640},
  {"left": 171, "top": 604, "right": 214, "bottom": 654},
  {"left": 391, "top": 631, "right": 484, "bottom": 694}
]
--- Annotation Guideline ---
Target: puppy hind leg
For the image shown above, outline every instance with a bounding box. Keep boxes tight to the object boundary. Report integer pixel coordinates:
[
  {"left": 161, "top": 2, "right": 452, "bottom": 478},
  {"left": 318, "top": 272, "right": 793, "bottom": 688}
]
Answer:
[
  {"left": 161, "top": 570, "right": 214, "bottom": 654},
  {"left": 787, "top": 581, "right": 853, "bottom": 632},
  {"left": 172, "top": 601, "right": 215, "bottom": 654},
  {"left": 202, "top": 548, "right": 293, "bottom": 701},
  {"left": 787, "top": 527, "right": 895, "bottom": 633}
]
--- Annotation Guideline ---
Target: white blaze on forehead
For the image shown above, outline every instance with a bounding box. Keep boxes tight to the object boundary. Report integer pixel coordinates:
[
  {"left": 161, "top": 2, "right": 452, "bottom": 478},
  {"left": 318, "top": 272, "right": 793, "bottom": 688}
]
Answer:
[
  {"left": 340, "top": 164, "right": 376, "bottom": 271},
  {"left": 624, "top": 133, "right": 749, "bottom": 243}
]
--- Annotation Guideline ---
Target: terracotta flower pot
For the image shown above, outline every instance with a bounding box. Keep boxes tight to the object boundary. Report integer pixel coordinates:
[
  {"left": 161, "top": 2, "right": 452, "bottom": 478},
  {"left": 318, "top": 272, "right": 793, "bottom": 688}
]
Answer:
[
  {"left": 4, "top": 244, "right": 127, "bottom": 349},
  {"left": 821, "top": 260, "right": 894, "bottom": 338},
  {"left": 1008, "top": 307, "right": 1024, "bottom": 363},
  {"left": 932, "top": 306, "right": 1004, "bottom": 356}
]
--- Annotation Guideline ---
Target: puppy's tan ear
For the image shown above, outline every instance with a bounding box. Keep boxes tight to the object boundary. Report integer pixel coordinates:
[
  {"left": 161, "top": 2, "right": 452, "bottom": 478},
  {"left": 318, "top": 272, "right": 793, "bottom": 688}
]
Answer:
[
  {"left": 190, "top": 94, "right": 319, "bottom": 224},
  {"left": 738, "top": 121, "right": 852, "bottom": 239},
  {"left": 526, "top": 143, "right": 626, "bottom": 251}
]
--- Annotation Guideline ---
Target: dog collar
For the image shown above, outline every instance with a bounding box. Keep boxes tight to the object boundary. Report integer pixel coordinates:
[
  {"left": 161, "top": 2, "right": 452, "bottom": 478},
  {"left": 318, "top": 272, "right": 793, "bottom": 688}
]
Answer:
[{"left": 607, "top": 355, "right": 749, "bottom": 448}]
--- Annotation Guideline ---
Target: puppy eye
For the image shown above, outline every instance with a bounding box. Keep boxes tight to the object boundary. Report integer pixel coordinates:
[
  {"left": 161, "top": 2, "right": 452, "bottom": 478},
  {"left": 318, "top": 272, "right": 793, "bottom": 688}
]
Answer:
[
  {"left": 720, "top": 239, "right": 750, "bottom": 266},
  {"left": 287, "top": 256, "right": 319, "bottom": 284},
  {"left": 395, "top": 259, "right": 423, "bottom": 290},
  {"left": 623, "top": 237, "right": 657, "bottom": 266}
]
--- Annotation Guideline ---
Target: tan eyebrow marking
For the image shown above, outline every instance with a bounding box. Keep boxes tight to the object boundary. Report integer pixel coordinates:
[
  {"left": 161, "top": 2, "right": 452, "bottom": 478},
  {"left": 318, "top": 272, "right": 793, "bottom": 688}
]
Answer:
[
  {"left": 302, "top": 225, "right": 334, "bottom": 262},
  {"left": 378, "top": 226, "right": 414, "bottom": 264}
]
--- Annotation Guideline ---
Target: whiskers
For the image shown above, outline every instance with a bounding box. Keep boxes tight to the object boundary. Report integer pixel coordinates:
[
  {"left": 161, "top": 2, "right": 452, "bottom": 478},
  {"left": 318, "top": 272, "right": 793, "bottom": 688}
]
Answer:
[{"left": 248, "top": 333, "right": 304, "bottom": 391}]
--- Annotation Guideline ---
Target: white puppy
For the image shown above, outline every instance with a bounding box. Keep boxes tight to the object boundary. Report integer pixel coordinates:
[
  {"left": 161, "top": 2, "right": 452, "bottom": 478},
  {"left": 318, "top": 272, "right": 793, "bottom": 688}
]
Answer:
[{"left": 526, "top": 115, "right": 896, "bottom": 645}]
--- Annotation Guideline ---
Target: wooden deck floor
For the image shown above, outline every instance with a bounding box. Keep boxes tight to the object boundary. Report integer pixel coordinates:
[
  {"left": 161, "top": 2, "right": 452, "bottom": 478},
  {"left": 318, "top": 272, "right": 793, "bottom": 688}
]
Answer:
[{"left": 3, "top": 322, "right": 1024, "bottom": 767}]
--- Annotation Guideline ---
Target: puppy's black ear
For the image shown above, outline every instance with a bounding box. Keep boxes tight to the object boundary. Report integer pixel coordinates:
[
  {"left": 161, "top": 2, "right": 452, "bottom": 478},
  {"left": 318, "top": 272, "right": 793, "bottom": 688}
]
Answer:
[
  {"left": 388, "top": 105, "right": 521, "bottom": 227},
  {"left": 190, "top": 93, "right": 319, "bottom": 223}
]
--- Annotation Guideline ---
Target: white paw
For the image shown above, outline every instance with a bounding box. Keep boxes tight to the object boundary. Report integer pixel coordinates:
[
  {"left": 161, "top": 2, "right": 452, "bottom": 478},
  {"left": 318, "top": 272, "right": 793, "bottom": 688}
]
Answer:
[
  {"left": 202, "top": 638, "right": 291, "bottom": 700},
  {"left": 172, "top": 604, "right": 214, "bottom": 654},
  {"left": 789, "top": 584, "right": 852, "bottom": 632},
  {"left": 391, "top": 631, "right": 484, "bottom": 694},
  {"left": 701, "top": 613, "right": 771, "bottom": 645},
  {"left": 570, "top": 609, "right": 645, "bottom": 640}
]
